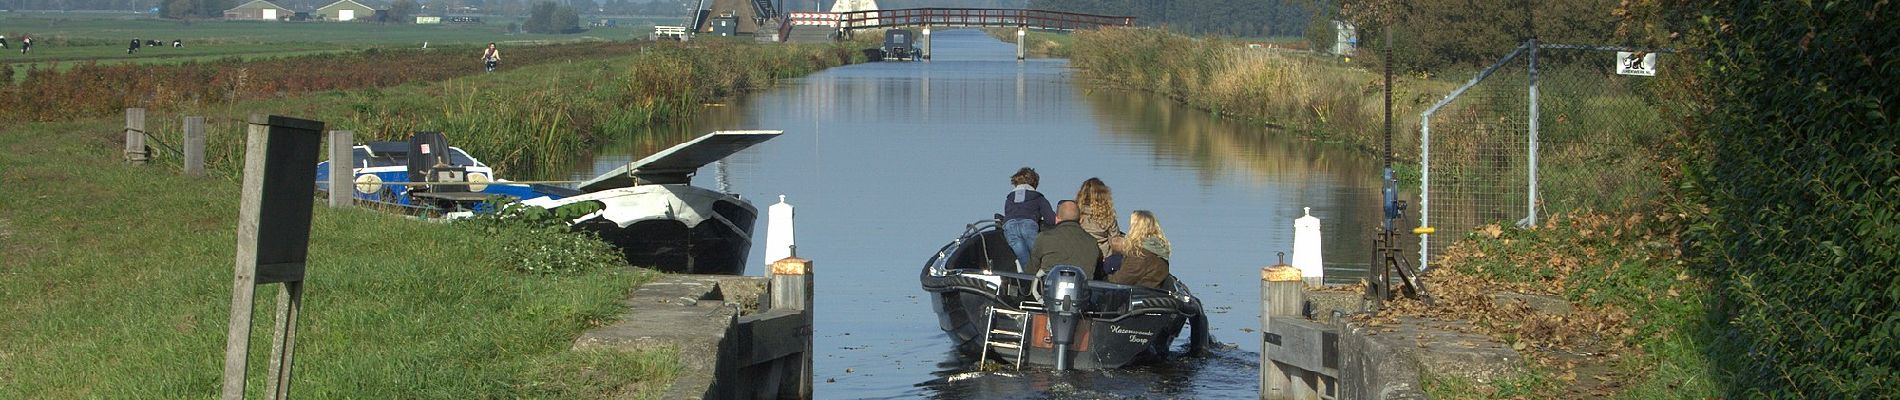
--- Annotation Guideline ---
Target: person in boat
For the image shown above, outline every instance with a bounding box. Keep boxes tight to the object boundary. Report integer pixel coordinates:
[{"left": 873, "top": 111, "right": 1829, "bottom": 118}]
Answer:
[
  {"left": 1027, "top": 200, "right": 1100, "bottom": 278},
  {"left": 1107, "top": 210, "right": 1171, "bottom": 288},
  {"left": 1075, "top": 178, "right": 1125, "bottom": 275},
  {"left": 1001, "top": 167, "right": 1057, "bottom": 266}
]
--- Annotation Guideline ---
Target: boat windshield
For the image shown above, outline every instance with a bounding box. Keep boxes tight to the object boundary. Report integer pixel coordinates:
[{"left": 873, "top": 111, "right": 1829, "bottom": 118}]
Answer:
[{"left": 354, "top": 147, "right": 483, "bottom": 168}]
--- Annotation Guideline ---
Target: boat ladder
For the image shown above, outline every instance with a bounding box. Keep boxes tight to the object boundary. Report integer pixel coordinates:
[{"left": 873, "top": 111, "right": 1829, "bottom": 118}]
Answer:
[{"left": 979, "top": 303, "right": 1037, "bottom": 370}]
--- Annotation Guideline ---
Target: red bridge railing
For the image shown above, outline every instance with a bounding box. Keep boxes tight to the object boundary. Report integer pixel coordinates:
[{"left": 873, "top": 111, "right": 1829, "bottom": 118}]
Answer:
[{"left": 786, "top": 8, "right": 1134, "bottom": 32}]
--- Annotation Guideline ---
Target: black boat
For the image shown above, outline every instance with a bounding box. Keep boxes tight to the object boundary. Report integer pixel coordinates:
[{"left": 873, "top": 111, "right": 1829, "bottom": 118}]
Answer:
[{"left": 919, "top": 219, "right": 1211, "bottom": 370}]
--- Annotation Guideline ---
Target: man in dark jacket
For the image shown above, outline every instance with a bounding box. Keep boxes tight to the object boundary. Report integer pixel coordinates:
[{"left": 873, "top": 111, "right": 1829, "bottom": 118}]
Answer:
[{"left": 1027, "top": 201, "right": 1100, "bottom": 278}]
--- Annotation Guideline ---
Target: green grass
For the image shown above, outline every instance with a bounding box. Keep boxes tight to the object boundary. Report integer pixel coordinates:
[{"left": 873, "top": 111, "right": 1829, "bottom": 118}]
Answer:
[{"left": 0, "top": 117, "right": 675, "bottom": 397}]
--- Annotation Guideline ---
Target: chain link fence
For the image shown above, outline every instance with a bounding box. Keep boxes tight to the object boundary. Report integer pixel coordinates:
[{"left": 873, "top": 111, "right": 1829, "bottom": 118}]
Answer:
[{"left": 1418, "top": 40, "right": 1676, "bottom": 269}]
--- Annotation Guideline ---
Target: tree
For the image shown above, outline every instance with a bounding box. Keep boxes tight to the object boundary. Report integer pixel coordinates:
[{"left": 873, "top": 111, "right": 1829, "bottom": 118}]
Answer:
[
  {"left": 388, "top": 0, "right": 421, "bottom": 23},
  {"left": 524, "top": 1, "right": 582, "bottom": 34}
]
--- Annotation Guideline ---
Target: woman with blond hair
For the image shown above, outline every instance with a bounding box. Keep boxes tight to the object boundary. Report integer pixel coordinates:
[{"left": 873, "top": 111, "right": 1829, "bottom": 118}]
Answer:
[
  {"left": 1107, "top": 210, "right": 1171, "bottom": 288},
  {"left": 1075, "top": 177, "right": 1124, "bottom": 257}
]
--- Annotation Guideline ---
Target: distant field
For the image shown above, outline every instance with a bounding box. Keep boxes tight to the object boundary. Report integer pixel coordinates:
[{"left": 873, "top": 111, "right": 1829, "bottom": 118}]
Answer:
[{"left": 0, "top": 12, "right": 670, "bottom": 70}]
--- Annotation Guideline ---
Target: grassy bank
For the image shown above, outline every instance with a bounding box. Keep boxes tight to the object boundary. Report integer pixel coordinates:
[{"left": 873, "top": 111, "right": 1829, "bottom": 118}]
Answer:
[
  {"left": 0, "top": 118, "right": 674, "bottom": 397},
  {"left": 0, "top": 41, "right": 648, "bottom": 122},
  {"left": 983, "top": 29, "right": 1076, "bottom": 58},
  {"left": 1388, "top": 208, "right": 1717, "bottom": 399},
  {"left": 72, "top": 39, "right": 869, "bottom": 180},
  {"left": 0, "top": 12, "right": 657, "bottom": 66}
]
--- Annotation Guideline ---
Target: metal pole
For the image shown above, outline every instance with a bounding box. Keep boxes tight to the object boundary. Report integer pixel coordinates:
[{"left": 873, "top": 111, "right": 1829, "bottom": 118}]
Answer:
[
  {"left": 1382, "top": 27, "right": 1393, "bottom": 169},
  {"left": 1525, "top": 37, "right": 1539, "bottom": 228},
  {"left": 1418, "top": 115, "right": 1431, "bottom": 270}
]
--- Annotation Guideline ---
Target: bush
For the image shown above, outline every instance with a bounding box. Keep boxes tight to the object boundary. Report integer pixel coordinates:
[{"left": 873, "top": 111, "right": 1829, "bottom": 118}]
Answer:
[
  {"left": 1692, "top": 1, "right": 1899, "bottom": 396},
  {"left": 455, "top": 201, "right": 625, "bottom": 274}
]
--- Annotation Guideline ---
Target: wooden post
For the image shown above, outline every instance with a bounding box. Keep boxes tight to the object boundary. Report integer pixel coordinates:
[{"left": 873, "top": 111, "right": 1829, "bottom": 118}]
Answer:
[
  {"left": 1261, "top": 260, "right": 1304, "bottom": 399},
  {"left": 184, "top": 116, "right": 206, "bottom": 177},
  {"left": 222, "top": 120, "right": 272, "bottom": 400},
  {"left": 770, "top": 255, "right": 813, "bottom": 400},
  {"left": 328, "top": 130, "right": 353, "bottom": 208},
  {"left": 264, "top": 281, "right": 303, "bottom": 400},
  {"left": 221, "top": 115, "right": 325, "bottom": 400},
  {"left": 124, "top": 108, "right": 147, "bottom": 164}
]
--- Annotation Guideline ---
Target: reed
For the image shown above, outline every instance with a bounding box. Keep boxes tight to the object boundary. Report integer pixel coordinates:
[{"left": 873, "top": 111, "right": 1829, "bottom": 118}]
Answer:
[{"left": 1069, "top": 28, "right": 1448, "bottom": 160}]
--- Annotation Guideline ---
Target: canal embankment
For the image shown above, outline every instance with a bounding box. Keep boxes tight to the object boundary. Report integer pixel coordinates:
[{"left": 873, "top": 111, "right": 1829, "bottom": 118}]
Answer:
[{"left": 0, "top": 37, "right": 869, "bottom": 398}]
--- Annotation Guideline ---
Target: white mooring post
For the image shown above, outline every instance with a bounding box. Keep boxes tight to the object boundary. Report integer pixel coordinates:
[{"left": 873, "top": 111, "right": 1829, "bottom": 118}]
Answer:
[
  {"left": 183, "top": 116, "right": 206, "bottom": 177},
  {"left": 1015, "top": 27, "right": 1026, "bottom": 60},
  {"left": 1292, "top": 207, "right": 1324, "bottom": 287},
  {"left": 921, "top": 26, "right": 931, "bottom": 60},
  {"left": 765, "top": 195, "right": 795, "bottom": 263}
]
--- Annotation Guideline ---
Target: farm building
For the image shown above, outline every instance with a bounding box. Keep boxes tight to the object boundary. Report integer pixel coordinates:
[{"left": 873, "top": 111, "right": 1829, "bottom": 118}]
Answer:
[
  {"left": 317, "top": 0, "right": 376, "bottom": 21},
  {"left": 224, "top": 0, "right": 291, "bottom": 21}
]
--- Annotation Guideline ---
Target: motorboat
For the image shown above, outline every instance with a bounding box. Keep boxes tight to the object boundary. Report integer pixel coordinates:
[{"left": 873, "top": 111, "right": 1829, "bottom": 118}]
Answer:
[
  {"left": 316, "top": 132, "right": 577, "bottom": 213},
  {"left": 520, "top": 130, "right": 780, "bottom": 275},
  {"left": 919, "top": 219, "right": 1211, "bottom": 370}
]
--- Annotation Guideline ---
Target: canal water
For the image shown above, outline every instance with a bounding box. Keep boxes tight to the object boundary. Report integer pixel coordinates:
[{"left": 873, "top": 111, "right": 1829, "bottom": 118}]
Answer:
[{"left": 575, "top": 29, "right": 1387, "bottom": 398}]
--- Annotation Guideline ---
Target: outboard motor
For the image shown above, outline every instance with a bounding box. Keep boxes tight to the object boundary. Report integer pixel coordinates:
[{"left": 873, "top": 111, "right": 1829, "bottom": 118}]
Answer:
[{"left": 1040, "top": 265, "right": 1089, "bottom": 371}]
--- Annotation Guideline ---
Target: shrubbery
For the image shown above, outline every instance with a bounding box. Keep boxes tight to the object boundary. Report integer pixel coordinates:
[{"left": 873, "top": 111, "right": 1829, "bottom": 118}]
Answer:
[
  {"left": 1692, "top": 0, "right": 1898, "bottom": 396},
  {"left": 455, "top": 201, "right": 623, "bottom": 274}
]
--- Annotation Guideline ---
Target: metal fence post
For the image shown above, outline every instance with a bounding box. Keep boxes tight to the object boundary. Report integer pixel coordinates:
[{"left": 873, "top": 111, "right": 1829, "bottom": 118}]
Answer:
[
  {"left": 1418, "top": 114, "right": 1431, "bottom": 270},
  {"left": 1525, "top": 37, "right": 1540, "bottom": 228}
]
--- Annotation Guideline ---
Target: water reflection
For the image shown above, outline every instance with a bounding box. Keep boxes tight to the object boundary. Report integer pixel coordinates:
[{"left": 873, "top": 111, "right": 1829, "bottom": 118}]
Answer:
[{"left": 566, "top": 29, "right": 1391, "bottom": 398}]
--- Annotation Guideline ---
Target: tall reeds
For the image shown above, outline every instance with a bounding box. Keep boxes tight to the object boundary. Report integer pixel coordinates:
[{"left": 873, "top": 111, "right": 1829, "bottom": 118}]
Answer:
[{"left": 1069, "top": 28, "right": 1445, "bottom": 159}]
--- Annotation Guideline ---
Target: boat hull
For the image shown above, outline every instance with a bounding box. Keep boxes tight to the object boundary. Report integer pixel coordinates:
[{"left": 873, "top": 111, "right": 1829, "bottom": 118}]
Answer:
[
  {"left": 523, "top": 184, "right": 756, "bottom": 275},
  {"left": 920, "top": 220, "right": 1206, "bottom": 369}
]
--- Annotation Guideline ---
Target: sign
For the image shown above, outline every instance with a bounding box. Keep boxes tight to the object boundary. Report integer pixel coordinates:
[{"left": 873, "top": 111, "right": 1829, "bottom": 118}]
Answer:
[{"left": 1616, "top": 51, "right": 1658, "bottom": 76}]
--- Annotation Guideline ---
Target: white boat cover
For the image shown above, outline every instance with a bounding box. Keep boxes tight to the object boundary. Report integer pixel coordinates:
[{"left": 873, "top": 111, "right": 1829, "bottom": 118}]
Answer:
[{"left": 579, "top": 130, "right": 782, "bottom": 192}]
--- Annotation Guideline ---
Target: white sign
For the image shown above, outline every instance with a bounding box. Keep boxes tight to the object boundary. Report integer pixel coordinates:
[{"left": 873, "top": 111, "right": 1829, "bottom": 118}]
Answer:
[{"left": 1616, "top": 51, "right": 1658, "bottom": 76}]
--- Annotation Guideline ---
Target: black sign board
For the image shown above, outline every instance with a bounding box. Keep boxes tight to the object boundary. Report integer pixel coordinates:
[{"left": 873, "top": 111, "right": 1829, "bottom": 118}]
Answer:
[{"left": 246, "top": 115, "right": 324, "bottom": 284}]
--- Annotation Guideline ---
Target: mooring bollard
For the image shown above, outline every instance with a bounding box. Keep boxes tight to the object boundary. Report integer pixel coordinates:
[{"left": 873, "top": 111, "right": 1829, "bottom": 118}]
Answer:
[
  {"left": 1261, "top": 253, "right": 1305, "bottom": 399},
  {"left": 327, "top": 130, "right": 353, "bottom": 208},
  {"left": 124, "top": 108, "right": 147, "bottom": 165},
  {"left": 1293, "top": 207, "right": 1325, "bottom": 288},
  {"left": 184, "top": 116, "right": 206, "bottom": 177}
]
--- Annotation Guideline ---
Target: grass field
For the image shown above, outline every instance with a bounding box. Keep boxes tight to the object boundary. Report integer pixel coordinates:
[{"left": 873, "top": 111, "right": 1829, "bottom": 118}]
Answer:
[
  {"left": 0, "top": 12, "right": 668, "bottom": 73},
  {"left": 0, "top": 117, "right": 675, "bottom": 398}
]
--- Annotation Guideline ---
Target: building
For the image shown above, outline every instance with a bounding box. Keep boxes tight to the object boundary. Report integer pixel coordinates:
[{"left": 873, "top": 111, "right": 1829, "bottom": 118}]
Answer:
[
  {"left": 317, "top": 0, "right": 375, "bottom": 21},
  {"left": 224, "top": 0, "right": 291, "bottom": 21}
]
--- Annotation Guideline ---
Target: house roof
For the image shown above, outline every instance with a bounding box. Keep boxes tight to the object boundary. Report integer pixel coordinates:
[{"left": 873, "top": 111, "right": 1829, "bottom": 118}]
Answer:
[
  {"left": 226, "top": 0, "right": 290, "bottom": 11},
  {"left": 317, "top": 0, "right": 375, "bottom": 12}
]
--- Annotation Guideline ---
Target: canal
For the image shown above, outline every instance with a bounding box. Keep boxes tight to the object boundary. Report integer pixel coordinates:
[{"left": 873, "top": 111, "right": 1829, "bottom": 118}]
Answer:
[{"left": 575, "top": 29, "right": 1388, "bottom": 398}]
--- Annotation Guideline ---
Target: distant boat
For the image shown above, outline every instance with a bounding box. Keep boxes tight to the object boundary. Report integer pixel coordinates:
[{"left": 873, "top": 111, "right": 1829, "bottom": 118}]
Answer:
[
  {"left": 522, "top": 130, "right": 781, "bottom": 275},
  {"left": 920, "top": 219, "right": 1211, "bottom": 370},
  {"left": 315, "top": 132, "right": 577, "bottom": 213}
]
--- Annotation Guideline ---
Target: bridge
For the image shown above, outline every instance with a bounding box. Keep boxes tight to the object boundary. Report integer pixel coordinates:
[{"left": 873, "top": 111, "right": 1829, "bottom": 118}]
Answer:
[{"left": 778, "top": 8, "right": 1136, "bottom": 59}]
